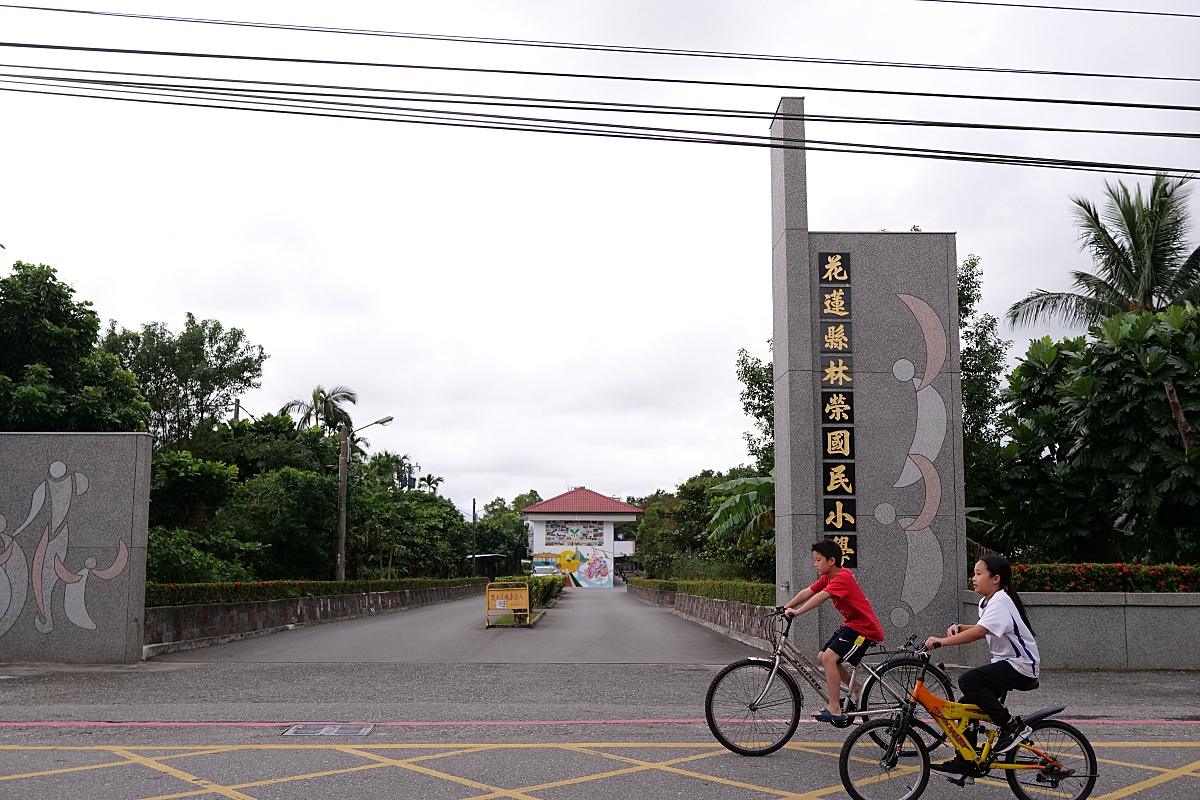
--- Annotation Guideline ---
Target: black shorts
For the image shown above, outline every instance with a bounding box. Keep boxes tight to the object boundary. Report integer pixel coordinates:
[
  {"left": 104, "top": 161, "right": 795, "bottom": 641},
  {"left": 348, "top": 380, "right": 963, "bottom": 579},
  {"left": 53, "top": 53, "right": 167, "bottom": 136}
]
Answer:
[{"left": 821, "top": 626, "right": 875, "bottom": 666}]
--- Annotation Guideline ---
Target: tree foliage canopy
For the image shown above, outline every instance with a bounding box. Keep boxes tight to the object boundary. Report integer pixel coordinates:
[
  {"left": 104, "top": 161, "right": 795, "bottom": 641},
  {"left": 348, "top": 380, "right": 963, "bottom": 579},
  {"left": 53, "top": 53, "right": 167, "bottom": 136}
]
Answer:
[
  {"left": 978, "top": 305, "right": 1200, "bottom": 563},
  {"left": 0, "top": 262, "right": 149, "bottom": 432},
  {"left": 103, "top": 313, "right": 266, "bottom": 448},
  {"left": 1007, "top": 174, "right": 1200, "bottom": 329}
]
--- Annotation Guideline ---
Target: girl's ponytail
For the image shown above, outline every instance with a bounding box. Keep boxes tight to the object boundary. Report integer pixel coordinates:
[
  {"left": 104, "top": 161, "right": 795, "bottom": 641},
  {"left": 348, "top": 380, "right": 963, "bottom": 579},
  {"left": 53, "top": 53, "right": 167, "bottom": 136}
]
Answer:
[{"left": 980, "top": 555, "right": 1036, "bottom": 636}]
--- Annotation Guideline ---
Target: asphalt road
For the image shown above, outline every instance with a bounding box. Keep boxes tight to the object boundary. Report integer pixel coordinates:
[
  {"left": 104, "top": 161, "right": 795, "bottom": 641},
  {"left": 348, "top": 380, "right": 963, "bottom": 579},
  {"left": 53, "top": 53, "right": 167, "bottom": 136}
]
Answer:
[{"left": 1, "top": 585, "right": 1198, "bottom": 799}]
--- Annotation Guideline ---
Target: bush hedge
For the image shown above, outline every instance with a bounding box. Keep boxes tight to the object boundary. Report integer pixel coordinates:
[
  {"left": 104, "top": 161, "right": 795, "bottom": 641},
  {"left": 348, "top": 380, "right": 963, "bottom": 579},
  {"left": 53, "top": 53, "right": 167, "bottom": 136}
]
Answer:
[
  {"left": 1011, "top": 563, "right": 1199, "bottom": 593},
  {"left": 627, "top": 578, "right": 775, "bottom": 606},
  {"left": 145, "top": 577, "right": 488, "bottom": 607},
  {"left": 630, "top": 565, "right": 1200, "bottom": 605},
  {"left": 494, "top": 575, "right": 566, "bottom": 608}
]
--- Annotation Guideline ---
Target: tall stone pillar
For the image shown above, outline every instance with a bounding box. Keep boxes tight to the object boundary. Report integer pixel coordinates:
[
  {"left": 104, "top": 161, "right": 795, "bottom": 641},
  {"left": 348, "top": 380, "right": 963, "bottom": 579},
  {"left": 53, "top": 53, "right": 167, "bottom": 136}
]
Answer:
[{"left": 771, "top": 97, "right": 967, "bottom": 648}]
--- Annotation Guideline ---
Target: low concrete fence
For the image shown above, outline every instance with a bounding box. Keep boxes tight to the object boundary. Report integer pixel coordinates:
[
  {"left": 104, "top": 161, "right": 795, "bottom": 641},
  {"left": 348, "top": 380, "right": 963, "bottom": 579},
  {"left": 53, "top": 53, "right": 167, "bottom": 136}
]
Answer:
[
  {"left": 628, "top": 583, "right": 1200, "bottom": 669},
  {"left": 960, "top": 590, "right": 1200, "bottom": 670},
  {"left": 144, "top": 583, "right": 485, "bottom": 659},
  {"left": 627, "top": 584, "right": 773, "bottom": 651}
]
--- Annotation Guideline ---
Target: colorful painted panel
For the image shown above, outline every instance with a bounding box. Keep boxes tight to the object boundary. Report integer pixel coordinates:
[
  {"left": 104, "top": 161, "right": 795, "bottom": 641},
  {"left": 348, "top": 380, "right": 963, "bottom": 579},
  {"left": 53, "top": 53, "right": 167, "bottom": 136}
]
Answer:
[
  {"left": 544, "top": 521, "right": 604, "bottom": 546},
  {"left": 530, "top": 547, "right": 612, "bottom": 588}
]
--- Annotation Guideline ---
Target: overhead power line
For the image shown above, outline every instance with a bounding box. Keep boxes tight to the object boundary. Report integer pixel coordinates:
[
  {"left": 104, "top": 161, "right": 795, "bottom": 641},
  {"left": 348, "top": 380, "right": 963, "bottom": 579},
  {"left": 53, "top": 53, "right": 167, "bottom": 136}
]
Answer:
[
  {"left": 914, "top": 0, "right": 1200, "bottom": 19},
  {"left": 0, "top": 40, "right": 1198, "bottom": 114},
  {"left": 0, "top": 73, "right": 1193, "bottom": 178},
  {"left": 3, "top": 64, "right": 1196, "bottom": 142},
  {"left": 0, "top": 5, "right": 1196, "bottom": 83}
]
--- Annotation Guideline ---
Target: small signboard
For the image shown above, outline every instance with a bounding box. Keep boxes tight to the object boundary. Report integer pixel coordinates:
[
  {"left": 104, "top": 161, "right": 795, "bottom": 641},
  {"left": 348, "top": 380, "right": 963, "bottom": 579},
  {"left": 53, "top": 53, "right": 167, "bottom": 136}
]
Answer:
[{"left": 485, "top": 582, "right": 531, "bottom": 627}]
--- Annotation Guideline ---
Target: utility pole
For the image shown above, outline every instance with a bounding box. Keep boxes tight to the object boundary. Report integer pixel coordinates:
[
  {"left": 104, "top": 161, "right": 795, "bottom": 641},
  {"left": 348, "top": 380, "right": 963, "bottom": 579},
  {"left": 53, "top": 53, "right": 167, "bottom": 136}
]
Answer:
[
  {"left": 336, "top": 422, "right": 349, "bottom": 582},
  {"left": 471, "top": 498, "right": 477, "bottom": 577},
  {"left": 233, "top": 398, "right": 240, "bottom": 421}
]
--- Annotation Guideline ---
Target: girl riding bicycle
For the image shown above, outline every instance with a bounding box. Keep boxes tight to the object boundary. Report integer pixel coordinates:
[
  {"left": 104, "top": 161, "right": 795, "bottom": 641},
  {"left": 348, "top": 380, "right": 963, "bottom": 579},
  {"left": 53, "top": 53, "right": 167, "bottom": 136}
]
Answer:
[{"left": 924, "top": 555, "right": 1040, "bottom": 761}]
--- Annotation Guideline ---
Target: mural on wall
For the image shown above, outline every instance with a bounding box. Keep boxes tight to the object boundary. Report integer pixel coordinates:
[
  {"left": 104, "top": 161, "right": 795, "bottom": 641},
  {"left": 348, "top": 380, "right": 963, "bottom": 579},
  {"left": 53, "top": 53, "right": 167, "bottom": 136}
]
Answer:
[
  {"left": 544, "top": 521, "right": 604, "bottom": 546},
  {"left": 0, "top": 460, "right": 129, "bottom": 638},
  {"left": 874, "top": 294, "right": 947, "bottom": 629},
  {"left": 531, "top": 547, "right": 612, "bottom": 588}
]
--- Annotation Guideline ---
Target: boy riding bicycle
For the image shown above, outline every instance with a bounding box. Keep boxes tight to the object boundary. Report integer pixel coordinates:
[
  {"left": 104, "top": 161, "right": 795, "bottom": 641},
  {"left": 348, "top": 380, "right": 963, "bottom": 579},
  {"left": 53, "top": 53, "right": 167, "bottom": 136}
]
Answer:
[{"left": 782, "top": 539, "right": 885, "bottom": 723}]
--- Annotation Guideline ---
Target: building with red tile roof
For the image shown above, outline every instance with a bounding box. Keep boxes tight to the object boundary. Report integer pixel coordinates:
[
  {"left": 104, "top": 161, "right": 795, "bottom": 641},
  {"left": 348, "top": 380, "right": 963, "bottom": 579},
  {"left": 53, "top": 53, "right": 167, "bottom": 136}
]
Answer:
[{"left": 521, "top": 487, "right": 641, "bottom": 588}]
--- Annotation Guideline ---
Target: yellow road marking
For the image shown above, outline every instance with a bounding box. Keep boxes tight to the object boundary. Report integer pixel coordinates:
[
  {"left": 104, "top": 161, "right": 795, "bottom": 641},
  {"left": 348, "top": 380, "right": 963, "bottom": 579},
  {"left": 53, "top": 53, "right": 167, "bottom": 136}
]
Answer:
[
  {"left": 3, "top": 741, "right": 1200, "bottom": 800},
  {"left": 0, "top": 757, "right": 135, "bottom": 781},
  {"left": 338, "top": 746, "right": 545, "bottom": 800},
  {"left": 1093, "top": 756, "right": 1200, "bottom": 800},
  {"left": 107, "top": 747, "right": 261, "bottom": 800}
]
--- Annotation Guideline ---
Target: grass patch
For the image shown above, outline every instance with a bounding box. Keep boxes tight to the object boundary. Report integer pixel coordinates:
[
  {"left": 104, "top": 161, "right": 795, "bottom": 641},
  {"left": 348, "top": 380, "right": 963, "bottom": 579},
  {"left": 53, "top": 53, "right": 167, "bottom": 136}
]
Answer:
[{"left": 486, "top": 610, "right": 543, "bottom": 627}]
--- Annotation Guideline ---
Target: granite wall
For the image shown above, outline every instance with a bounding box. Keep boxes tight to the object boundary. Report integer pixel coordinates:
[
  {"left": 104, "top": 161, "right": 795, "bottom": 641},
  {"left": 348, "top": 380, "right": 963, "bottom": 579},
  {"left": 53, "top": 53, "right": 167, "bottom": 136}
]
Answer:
[{"left": 0, "top": 433, "right": 151, "bottom": 664}]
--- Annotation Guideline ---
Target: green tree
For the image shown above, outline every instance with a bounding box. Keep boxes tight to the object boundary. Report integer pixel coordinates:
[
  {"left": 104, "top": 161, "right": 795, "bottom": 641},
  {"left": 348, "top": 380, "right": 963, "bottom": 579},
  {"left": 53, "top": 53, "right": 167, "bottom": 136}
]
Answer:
[
  {"left": 1007, "top": 174, "right": 1200, "bottom": 329},
  {"left": 102, "top": 313, "right": 266, "bottom": 448},
  {"left": 512, "top": 489, "right": 543, "bottom": 512},
  {"left": 211, "top": 467, "right": 339, "bottom": 580},
  {"left": 149, "top": 450, "right": 238, "bottom": 532},
  {"left": 200, "top": 413, "right": 338, "bottom": 480},
  {"left": 474, "top": 497, "right": 531, "bottom": 573},
  {"left": 983, "top": 306, "right": 1199, "bottom": 562},
  {"left": 280, "top": 384, "right": 358, "bottom": 432},
  {"left": 0, "top": 262, "right": 149, "bottom": 431},
  {"left": 418, "top": 473, "right": 444, "bottom": 494},
  {"left": 735, "top": 344, "right": 774, "bottom": 473},
  {"left": 146, "top": 527, "right": 259, "bottom": 583},
  {"left": 958, "top": 254, "right": 1013, "bottom": 544}
]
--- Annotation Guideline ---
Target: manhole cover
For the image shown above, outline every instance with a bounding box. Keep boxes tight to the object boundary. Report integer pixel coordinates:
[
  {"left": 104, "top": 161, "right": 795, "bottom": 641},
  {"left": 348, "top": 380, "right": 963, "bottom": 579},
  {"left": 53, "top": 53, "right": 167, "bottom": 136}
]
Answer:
[{"left": 282, "top": 724, "right": 376, "bottom": 736}]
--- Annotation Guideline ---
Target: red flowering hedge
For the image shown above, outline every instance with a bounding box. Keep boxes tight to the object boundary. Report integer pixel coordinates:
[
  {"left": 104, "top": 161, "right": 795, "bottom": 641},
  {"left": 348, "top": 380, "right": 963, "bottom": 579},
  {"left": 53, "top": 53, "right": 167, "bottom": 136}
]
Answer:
[
  {"left": 1011, "top": 563, "right": 1199, "bottom": 593},
  {"left": 145, "top": 578, "right": 488, "bottom": 607}
]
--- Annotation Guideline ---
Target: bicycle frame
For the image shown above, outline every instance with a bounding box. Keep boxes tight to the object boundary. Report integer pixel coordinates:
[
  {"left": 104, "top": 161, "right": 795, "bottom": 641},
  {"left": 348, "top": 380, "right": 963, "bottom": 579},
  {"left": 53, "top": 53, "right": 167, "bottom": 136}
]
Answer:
[
  {"left": 754, "top": 613, "right": 918, "bottom": 720},
  {"left": 910, "top": 671, "right": 1074, "bottom": 775}
]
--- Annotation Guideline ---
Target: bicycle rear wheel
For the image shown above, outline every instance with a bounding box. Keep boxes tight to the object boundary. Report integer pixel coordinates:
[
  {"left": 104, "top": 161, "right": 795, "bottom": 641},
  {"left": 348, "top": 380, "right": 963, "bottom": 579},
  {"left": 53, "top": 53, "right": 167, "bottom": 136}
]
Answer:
[
  {"left": 705, "top": 658, "right": 801, "bottom": 756},
  {"left": 840, "top": 718, "right": 930, "bottom": 800},
  {"left": 1005, "top": 719, "right": 1097, "bottom": 800}
]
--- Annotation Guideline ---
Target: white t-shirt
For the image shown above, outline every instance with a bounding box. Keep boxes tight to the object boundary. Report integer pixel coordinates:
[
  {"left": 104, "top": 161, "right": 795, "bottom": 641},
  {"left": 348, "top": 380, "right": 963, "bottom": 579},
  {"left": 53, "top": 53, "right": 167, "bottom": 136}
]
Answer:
[{"left": 976, "top": 589, "right": 1040, "bottom": 679}]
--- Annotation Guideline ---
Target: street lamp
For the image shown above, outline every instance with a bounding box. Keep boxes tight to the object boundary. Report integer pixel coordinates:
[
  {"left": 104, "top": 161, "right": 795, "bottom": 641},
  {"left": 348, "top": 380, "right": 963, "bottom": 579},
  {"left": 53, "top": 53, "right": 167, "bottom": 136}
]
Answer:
[{"left": 337, "top": 415, "right": 394, "bottom": 581}]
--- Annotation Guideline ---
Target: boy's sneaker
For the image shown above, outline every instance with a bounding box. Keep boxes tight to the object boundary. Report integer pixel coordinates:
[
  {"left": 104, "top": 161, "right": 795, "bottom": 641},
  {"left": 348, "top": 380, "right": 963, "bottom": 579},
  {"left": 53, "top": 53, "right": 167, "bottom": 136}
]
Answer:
[{"left": 994, "top": 718, "right": 1032, "bottom": 754}]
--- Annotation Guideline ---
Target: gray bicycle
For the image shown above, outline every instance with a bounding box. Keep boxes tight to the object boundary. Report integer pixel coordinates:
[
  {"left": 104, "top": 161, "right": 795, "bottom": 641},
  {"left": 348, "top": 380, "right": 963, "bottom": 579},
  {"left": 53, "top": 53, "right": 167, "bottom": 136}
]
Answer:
[{"left": 705, "top": 607, "right": 955, "bottom": 755}]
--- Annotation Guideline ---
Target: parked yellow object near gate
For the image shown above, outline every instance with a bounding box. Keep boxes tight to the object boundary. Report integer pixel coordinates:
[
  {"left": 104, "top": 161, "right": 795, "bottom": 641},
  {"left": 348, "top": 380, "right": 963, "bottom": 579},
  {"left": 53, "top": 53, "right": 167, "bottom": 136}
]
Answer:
[{"left": 485, "top": 582, "right": 531, "bottom": 628}]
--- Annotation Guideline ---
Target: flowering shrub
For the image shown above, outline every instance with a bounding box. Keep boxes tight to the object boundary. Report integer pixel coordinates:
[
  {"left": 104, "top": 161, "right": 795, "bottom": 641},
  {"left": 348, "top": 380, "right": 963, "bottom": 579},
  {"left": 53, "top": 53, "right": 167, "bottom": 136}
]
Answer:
[
  {"left": 145, "top": 577, "right": 488, "bottom": 607},
  {"left": 628, "top": 578, "right": 775, "bottom": 606},
  {"left": 1011, "top": 563, "right": 1199, "bottom": 593}
]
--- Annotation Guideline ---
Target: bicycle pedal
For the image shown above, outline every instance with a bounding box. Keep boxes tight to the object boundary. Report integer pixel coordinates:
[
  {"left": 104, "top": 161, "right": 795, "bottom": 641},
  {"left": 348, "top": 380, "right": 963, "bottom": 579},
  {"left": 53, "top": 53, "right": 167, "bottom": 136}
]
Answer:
[{"left": 946, "top": 775, "right": 975, "bottom": 787}]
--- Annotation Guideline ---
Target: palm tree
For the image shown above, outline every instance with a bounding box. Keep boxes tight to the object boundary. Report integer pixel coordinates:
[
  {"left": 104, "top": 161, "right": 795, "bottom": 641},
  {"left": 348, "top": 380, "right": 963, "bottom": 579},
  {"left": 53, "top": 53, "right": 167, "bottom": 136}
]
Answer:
[
  {"left": 280, "top": 384, "right": 358, "bottom": 431},
  {"left": 418, "top": 474, "right": 444, "bottom": 494},
  {"left": 1007, "top": 174, "right": 1200, "bottom": 329}
]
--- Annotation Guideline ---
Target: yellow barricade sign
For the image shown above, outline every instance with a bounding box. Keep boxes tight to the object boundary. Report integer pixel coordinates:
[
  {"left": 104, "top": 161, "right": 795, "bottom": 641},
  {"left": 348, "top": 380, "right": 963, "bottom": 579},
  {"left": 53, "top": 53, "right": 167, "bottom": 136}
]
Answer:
[{"left": 485, "top": 582, "right": 531, "bottom": 628}]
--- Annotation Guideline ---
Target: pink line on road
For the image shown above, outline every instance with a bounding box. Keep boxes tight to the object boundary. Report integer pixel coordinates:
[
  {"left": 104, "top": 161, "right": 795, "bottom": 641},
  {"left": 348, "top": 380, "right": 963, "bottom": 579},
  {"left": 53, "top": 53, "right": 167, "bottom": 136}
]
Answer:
[{"left": 0, "top": 718, "right": 1197, "bottom": 729}]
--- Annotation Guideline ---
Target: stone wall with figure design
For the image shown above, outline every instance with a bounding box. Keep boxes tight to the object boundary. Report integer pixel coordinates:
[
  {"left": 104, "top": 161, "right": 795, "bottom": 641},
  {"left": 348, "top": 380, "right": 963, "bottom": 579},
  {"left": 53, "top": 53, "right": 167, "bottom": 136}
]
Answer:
[
  {"left": 772, "top": 97, "right": 966, "bottom": 649},
  {"left": 0, "top": 433, "right": 150, "bottom": 663}
]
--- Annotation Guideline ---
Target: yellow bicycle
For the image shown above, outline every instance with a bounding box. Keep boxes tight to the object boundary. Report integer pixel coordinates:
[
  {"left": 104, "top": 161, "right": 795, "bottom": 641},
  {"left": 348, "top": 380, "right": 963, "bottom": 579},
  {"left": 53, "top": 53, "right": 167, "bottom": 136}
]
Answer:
[{"left": 838, "top": 647, "right": 1097, "bottom": 800}]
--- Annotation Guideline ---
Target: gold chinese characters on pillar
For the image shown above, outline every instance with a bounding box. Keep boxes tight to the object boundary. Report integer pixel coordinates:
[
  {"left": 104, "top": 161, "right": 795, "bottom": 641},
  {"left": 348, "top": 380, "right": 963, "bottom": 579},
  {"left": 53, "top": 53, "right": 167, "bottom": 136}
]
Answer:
[{"left": 818, "top": 251, "right": 857, "bottom": 567}]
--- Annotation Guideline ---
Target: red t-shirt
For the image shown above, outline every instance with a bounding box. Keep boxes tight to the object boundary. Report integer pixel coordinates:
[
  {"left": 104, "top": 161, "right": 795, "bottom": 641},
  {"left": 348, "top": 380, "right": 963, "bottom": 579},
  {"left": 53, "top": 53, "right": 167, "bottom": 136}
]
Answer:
[{"left": 809, "top": 569, "right": 885, "bottom": 642}]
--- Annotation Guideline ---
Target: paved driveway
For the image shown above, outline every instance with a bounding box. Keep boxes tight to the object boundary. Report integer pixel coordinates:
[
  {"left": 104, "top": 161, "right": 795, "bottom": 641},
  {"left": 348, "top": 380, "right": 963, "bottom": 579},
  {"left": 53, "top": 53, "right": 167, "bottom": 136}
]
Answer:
[{"left": 2, "top": 586, "right": 1198, "bottom": 798}]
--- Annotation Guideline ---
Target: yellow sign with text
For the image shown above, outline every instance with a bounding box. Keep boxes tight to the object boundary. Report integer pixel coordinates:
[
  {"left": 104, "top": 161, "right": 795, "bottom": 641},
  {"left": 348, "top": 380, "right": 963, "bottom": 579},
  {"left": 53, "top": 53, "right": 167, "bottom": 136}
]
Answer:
[{"left": 485, "top": 582, "right": 531, "bottom": 627}]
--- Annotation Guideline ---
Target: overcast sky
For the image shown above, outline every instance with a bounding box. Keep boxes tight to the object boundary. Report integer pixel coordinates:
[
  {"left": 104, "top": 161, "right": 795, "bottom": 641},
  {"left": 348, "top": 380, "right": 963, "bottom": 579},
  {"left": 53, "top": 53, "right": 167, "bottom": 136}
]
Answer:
[{"left": 1, "top": 1, "right": 1197, "bottom": 516}]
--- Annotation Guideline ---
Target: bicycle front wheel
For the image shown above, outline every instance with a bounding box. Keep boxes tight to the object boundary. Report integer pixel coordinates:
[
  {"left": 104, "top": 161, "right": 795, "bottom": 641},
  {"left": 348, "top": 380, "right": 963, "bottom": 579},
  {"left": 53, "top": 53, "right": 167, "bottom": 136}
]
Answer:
[
  {"left": 840, "top": 718, "right": 930, "bottom": 800},
  {"left": 1005, "top": 719, "right": 1097, "bottom": 800},
  {"left": 705, "top": 658, "right": 801, "bottom": 756},
  {"left": 860, "top": 657, "right": 955, "bottom": 750}
]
